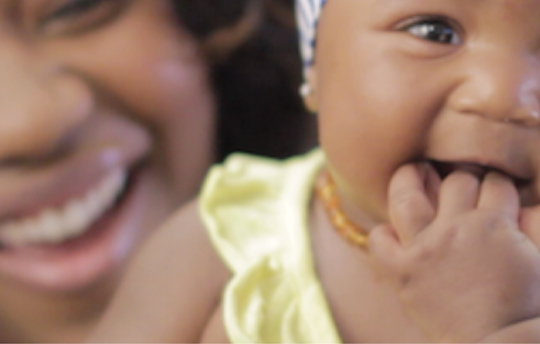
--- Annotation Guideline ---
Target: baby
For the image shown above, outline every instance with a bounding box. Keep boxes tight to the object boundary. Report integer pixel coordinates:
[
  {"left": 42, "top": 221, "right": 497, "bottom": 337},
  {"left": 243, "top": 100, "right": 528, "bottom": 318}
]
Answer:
[{"left": 89, "top": 0, "right": 540, "bottom": 342}]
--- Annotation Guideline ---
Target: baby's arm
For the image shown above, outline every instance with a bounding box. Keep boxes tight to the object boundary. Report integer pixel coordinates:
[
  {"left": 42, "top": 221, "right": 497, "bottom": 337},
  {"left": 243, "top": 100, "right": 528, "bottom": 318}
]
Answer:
[
  {"left": 369, "top": 164, "right": 540, "bottom": 343},
  {"left": 87, "top": 201, "right": 230, "bottom": 343}
]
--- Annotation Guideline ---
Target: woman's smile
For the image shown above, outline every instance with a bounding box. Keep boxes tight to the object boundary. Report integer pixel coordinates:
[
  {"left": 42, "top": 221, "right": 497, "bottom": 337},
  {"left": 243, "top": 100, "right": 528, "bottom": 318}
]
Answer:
[
  {"left": 0, "top": 114, "right": 153, "bottom": 291},
  {"left": 0, "top": 168, "right": 127, "bottom": 247},
  {"left": 0, "top": 167, "right": 142, "bottom": 291}
]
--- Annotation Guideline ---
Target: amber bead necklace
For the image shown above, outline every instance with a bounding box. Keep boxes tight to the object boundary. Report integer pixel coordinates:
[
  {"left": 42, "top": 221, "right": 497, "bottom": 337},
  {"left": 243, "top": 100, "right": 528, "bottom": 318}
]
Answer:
[{"left": 315, "top": 171, "right": 368, "bottom": 249}]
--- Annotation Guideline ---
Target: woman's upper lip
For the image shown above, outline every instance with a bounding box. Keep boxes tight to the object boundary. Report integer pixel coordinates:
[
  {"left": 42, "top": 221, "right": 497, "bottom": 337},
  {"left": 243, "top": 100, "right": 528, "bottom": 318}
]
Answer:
[{"left": 0, "top": 144, "right": 146, "bottom": 224}]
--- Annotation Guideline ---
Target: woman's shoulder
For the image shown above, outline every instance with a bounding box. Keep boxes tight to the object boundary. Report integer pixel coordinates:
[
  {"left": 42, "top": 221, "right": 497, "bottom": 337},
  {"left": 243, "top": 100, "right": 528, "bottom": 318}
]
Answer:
[{"left": 89, "top": 200, "right": 230, "bottom": 342}]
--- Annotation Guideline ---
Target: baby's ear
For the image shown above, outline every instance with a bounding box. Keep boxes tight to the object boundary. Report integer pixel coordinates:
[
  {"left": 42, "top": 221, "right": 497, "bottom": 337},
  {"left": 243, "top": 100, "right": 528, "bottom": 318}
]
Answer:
[{"left": 302, "top": 66, "right": 319, "bottom": 113}]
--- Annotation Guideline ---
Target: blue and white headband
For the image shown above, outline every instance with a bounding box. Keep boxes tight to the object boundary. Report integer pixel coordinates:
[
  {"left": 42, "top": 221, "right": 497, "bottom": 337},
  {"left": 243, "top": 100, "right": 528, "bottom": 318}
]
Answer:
[{"left": 296, "top": 0, "right": 328, "bottom": 78}]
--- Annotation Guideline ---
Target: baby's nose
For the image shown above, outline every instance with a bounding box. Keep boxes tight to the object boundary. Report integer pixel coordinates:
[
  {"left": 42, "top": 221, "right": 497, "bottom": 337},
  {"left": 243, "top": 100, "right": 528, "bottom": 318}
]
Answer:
[
  {"left": 449, "top": 50, "right": 540, "bottom": 126},
  {"left": 0, "top": 46, "right": 92, "bottom": 165}
]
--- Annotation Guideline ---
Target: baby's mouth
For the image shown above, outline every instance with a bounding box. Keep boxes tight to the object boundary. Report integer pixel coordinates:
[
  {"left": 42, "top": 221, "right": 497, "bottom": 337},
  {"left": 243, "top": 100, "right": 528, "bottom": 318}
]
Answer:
[
  {"left": 429, "top": 160, "right": 531, "bottom": 189},
  {"left": 0, "top": 169, "right": 127, "bottom": 248}
]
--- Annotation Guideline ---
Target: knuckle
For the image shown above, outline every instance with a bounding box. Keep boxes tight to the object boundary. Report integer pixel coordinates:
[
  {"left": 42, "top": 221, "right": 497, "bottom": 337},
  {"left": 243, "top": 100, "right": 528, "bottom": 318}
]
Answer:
[
  {"left": 394, "top": 261, "right": 414, "bottom": 290},
  {"left": 411, "top": 240, "right": 439, "bottom": 262},
  {"left": 392, "top": 189, "right": 420, "bottom": 210},
  {"left": 471, "top": 210, "right": 516, "bottom": 231},
  {"left": 392, "top": 192, "right": 431, "bottom": 221}
]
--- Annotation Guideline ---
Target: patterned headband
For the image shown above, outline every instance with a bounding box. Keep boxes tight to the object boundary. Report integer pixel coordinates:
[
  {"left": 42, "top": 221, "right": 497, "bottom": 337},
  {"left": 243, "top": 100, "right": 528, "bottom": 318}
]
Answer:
[{"left": 296, "top": 0, "right": 328, "bottom": 76}]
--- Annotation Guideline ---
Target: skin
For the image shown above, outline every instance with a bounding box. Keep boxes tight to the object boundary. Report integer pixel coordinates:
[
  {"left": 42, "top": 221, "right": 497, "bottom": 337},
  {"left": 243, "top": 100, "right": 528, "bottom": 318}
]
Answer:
[
  {"left": 371, "top": 165, "right": 540, "bottom": 342},
  {"left": 89, "top": 0, "right": 540, "bottom": 342},
  {"left": 0, "top": 0, "right": 216, "bottom": 342},
  {"left": 311, "top": 0, "right": 540, "bottom": 341}
]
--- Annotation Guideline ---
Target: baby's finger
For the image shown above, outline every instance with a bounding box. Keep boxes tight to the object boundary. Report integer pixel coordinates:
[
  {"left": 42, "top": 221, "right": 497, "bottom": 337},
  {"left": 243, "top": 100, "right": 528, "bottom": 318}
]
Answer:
[
  {"left": 437, "top": 171, "right": 479, "bottom": 220},
  {"left": 477, "top": 172, "right": 519, "bottom": 219},
  {"left": 388, "top": 163, "right": 436, "bottom": 245},
  {"left": 424, "top": 162, "right": 442, "bottom": 207},
  {"left": 369, "top": 224, "right": 403, "bottom": 285},
  {"left": 520, "top": 205, "right": 540, "bottom": 247}
]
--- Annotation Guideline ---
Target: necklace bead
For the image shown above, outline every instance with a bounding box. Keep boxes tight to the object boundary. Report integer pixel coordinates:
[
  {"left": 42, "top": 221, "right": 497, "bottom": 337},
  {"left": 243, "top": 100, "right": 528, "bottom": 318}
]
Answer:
[{"left": 315, "top": 171, "right": 368, "bottom": 249}]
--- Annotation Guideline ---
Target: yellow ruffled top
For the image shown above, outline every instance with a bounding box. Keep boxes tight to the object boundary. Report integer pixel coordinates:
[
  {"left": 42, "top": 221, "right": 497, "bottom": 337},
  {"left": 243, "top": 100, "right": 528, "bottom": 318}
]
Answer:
[{"left": 199, "top": 149, "right": 341, "bottom": 343}]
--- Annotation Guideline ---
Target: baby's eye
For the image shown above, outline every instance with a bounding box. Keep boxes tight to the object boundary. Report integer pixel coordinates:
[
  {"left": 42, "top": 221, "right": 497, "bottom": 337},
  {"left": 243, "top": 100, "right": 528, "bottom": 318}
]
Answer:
[{"left": 404, "top": 19, "right": 461, "bottom": 45}]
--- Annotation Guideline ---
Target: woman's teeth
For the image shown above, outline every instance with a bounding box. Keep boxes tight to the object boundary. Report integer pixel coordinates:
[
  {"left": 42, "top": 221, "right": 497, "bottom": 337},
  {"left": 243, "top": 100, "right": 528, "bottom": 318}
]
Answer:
[{"left": 0, "top": 169, "right": 127, "bottom": 247}]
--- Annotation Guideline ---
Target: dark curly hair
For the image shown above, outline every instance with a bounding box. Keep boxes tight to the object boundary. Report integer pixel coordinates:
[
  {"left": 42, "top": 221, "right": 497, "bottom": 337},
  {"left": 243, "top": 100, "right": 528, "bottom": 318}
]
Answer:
[{"left": 172, "top": 0, "right": 317, "bottom": 161}]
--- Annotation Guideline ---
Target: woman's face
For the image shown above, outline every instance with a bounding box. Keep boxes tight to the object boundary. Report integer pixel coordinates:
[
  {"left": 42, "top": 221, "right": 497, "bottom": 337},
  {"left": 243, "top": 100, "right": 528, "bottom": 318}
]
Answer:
[{"left": 0, "top": 0, "right": 215, "bottom": 340}]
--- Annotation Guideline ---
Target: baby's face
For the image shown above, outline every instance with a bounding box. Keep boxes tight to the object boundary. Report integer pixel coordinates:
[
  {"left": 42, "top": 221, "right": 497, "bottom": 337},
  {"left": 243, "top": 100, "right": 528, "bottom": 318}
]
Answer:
[
  {"left": 0, "top": 0, "right": 214, "bottom": 316},
  {"left": 313, "top": 0, "right": 540, "bottom": 228}
]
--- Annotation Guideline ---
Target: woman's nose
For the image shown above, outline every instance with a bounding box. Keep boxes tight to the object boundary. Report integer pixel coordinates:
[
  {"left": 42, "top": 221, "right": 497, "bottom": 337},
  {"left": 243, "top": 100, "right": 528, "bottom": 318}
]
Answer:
[
  {"left": 448, "top": 51, "right": 540, "bottom": 126},
  {"left": 0, "top": 47, "right": 92, "bottom": 165}
]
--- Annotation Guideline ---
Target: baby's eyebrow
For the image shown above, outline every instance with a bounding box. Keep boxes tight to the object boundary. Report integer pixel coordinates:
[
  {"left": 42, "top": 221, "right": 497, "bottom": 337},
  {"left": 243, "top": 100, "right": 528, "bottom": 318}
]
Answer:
[{"left": 376, "top": 0, "right": 481, "bottom": 11}]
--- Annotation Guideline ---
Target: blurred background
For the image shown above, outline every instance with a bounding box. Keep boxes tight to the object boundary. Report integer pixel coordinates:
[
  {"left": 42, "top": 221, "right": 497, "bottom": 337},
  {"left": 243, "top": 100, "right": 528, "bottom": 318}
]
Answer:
[{"left": 174, "top": 0, "right": 318, "bottom": 161}]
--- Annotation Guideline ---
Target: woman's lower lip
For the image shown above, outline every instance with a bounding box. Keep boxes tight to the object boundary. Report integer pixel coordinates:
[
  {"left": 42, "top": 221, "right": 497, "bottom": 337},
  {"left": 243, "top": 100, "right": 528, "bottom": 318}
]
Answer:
[{"left": 0, "top": 166, "right": 146, "bottom": 292}]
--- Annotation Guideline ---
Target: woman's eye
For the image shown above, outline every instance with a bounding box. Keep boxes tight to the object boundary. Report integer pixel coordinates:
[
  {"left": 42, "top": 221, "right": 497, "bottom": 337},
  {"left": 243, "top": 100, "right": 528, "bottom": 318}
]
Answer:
[
  {"left": 46, "top": 0, "right": 105, "bottom": 20},
  {"left": 405, "top": 20, "right": 461, "bottom": 45},
  {"left": 37, "top": 0, "right": 126, "bottom": 36}
]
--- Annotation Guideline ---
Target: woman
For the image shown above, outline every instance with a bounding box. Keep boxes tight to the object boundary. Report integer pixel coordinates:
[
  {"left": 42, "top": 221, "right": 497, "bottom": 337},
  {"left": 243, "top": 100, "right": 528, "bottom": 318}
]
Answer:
[{"left": 0, "top": 0, "right": 313, "bottom": 342}]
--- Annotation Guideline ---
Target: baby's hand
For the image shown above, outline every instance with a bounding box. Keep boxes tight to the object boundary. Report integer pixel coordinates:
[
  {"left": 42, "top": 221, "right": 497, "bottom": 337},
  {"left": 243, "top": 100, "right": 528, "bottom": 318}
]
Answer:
[
  {"left": 369, "top": 163, "right": 540, "bottom": 343},
  {"left": 520, "top": 204, "right": 540, "bottom": 251}
]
